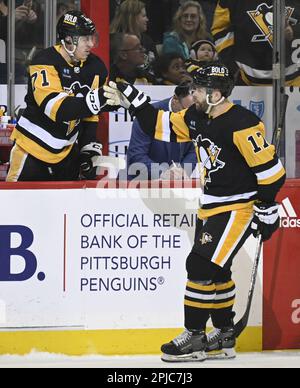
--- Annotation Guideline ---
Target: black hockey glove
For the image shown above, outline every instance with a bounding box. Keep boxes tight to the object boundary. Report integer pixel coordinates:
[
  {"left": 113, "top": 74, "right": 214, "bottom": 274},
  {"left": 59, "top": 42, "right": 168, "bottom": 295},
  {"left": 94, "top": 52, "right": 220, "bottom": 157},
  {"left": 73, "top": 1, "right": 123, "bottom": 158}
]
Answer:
[
  {"left": 85, "top": 88, "right": 107, "bottom": 115},
  {"left": 251, "top": 201, "right": 280, "bottom": 241},
  {"left": 103, "top": 81, "right": 150, "bottom": 116},
  {"left": 80, "top": 142, "right": 103, "bottom": 180}
]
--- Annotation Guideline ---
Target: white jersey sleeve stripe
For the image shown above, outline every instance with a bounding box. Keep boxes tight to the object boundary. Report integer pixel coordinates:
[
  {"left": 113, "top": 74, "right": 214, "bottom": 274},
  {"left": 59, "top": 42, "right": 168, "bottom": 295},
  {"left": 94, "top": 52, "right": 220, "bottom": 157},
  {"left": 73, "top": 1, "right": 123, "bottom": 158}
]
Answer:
[
  {"left": 44, "top": 92, "right": 68, "bottom": 120},
  {"left": 161, "top": 111, "right": 171, "bottom": 142},
  {"left": 18, "top": 116, "right": 78, "bottom": 150},
  {"left": 256, "top": 159, "right": 284, "bottom": 181}
]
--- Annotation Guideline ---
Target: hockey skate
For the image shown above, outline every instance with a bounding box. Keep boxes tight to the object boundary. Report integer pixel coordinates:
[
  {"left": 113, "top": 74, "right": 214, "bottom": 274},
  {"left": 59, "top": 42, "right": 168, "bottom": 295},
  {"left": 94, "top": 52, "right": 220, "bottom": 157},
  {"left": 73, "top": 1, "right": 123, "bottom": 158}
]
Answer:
[
  {"left": 161, "top": 329, "right": 207, "bottom": 362},
  {"left": 205, "top": 326, "right": 236, "bottom": 359}
]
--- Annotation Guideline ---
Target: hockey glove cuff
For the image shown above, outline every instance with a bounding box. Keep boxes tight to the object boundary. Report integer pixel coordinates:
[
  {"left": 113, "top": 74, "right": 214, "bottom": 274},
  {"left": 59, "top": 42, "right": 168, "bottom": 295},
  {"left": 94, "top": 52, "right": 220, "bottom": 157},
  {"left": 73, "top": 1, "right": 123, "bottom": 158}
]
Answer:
[
  {"left": 251, "top": 201, "right": 280, "bottom": 241},
  {"left": 86, "top": 88, "right": 107, "bottom": 115},
  {"left": 80, "top": 142, "right": 103, "bottom": 180},
  {"left": 104, "top": 81, "right": 150, "bottom": 115}
]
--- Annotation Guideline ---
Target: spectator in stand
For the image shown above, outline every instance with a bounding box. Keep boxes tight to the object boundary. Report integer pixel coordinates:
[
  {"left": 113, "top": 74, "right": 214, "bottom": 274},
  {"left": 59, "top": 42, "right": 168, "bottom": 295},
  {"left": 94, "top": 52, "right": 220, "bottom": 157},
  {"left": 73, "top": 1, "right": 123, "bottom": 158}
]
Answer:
[
  {"left": 0, "top": 0, "right": 7, "bottom": 41},
  {"left": 126, "top": 80, "right": 197, "bottom": 180},
  {"left": 110, "top": 0, "right": 158, "bottom": 74},
  {"left": 153, "top": 52, "right": 191, "bottom": 85},
  {"left": 143, "top": 0, "right": 182, "bottom": 45},
  {"left": 185, "top": 39, "right": 217, "bottom": 73},
  {"left": 190, "top": 39, "right": 216, "bottom": 62},
  {"left": 110, "top": 32, "right": 155, "bottom": 85},
  {"left": 211, "top": 0, "right": 300, "bottom": 86},
  {"left": 162, "top": 1, "right": 211, "bottom": 60},
  {"left": 178, "top": 0, "right": 218, "bottom": 31},
  {"left": 56, "top": 1, "right": 77, "bottom": 24},
  {"left": 0, "top": 0, "right": 42, "bottom": 84}
]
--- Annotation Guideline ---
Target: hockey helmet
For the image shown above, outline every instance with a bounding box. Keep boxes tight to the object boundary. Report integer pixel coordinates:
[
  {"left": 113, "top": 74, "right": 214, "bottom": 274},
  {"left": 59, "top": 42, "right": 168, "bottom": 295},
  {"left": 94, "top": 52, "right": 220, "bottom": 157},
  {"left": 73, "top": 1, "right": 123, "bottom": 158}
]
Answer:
[
  {"left": 57, "top": 10, "right": 96, "bottom": 41},
  {"left": 192, "top": 63, "right": 234, "bottom": 97}
]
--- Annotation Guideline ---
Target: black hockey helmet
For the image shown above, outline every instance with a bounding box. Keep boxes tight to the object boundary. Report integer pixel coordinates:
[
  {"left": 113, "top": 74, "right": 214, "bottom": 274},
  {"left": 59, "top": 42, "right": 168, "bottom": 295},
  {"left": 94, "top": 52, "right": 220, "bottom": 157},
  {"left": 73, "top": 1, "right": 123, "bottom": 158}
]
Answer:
[
  {"left": 192, "top": 63, "right": 234, "bottom": 97},
  {"left": 57, "top": 10, "right": 96, "bottom": 41}
]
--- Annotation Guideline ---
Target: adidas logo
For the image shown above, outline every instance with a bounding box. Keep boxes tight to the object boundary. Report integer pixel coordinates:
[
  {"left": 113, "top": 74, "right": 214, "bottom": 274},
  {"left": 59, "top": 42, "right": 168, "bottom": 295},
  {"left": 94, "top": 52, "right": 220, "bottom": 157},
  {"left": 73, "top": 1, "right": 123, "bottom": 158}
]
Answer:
[{"left": 279, "top": 198, "right": 300, "bottom": 228}]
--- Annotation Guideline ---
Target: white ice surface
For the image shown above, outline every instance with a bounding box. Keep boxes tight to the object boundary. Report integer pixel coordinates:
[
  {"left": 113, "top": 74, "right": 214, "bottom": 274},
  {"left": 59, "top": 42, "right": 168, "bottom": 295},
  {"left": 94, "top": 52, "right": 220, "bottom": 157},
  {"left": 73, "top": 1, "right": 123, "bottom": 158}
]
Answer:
[{"left": 0, "top": 351, "right": 299, "bottom": 368}]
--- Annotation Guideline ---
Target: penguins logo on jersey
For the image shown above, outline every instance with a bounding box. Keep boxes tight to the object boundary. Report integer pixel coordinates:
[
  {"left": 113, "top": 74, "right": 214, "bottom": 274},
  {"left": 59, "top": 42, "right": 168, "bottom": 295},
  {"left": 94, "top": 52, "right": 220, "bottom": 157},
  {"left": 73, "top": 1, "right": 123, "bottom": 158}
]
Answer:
[
  {"left": 66, "top": 81, "right": 90, "bottom": 97},
  {"left": 248, "top": 3, "right": 295, "bottom": 47},
  {"left": 196, "top": 135, "right": 225, "bottom": 185},
  {"left": 63, "top": 82, "right": 91, "bottom": 135},
  {"left": 200, "top": 232, "right": 213, "bottom": 245}
]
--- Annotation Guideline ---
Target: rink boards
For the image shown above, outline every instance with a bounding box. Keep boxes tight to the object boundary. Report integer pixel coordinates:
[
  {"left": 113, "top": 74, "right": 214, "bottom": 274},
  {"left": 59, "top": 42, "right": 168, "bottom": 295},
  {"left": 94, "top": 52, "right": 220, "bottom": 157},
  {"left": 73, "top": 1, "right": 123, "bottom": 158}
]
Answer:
[{"left": 0, "top": 182, "right": 263, "bottom": 355}]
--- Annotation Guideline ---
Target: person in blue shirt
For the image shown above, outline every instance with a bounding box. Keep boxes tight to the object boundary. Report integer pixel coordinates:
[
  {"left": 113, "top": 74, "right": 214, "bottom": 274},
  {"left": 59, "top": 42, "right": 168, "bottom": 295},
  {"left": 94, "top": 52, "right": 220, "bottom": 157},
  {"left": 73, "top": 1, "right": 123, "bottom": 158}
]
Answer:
[{"left": 126, "top": 81, "right": 197, "bottom": 180}]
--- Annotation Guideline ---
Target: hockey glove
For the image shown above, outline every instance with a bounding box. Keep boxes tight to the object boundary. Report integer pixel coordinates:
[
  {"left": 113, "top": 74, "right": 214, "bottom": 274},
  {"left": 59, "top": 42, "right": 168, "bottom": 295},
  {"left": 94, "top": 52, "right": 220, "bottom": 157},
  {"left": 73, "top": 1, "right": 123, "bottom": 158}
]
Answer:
[
  {"left": 80, "top": 142, "right": 103, "bottom": 180},
  {"left": 251, "top": 201, "right": 280, "bottom": 241},
  {"left": 85, "top": 88, "right": 107, "bottom": 115},
  {"left": 103, "top": 81, "right": 150, "bottom": 115}
]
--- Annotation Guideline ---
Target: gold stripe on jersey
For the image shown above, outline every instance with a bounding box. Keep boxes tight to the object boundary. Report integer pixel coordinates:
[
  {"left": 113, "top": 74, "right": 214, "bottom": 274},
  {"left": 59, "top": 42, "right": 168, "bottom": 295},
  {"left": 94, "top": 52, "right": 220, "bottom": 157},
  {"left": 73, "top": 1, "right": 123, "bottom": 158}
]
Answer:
[
  {"left": 186, "top": 281, "right": 216, "bottom": 292},
  {"left": 47, "top": 92, "right": 69, "bottom": 122},
  {"left": 170, "top": 110, "right": 191, "bottom": 142},
  {"left": 152, "top": 109, "right": 190, "bottom": 143},
  {"left": 184, "top": 300, "right": 214, "bottom": 309},
  {"left": 233, "top": 123, "right": 275, "bottom": 167},
  {"left": 154, "top": 110, "right": 166, "bottom": 141},
  {"left": 286, "top": 76, "right": 300, "bottom": 87},
  {"left": 213, "top": 280, "right": 236, "bottom": 309},
  {"left": 211, "top": 209, "right": 253, "bottom": 267},
  {"left": 240, "top": 69, "right": 300, "bottom": 87},
  {"left": 215, "top": 35, "right": 234, "bottom": 54},
  {"left": 82, "top": 115, "right": 99, "bottom": 123},
  {"left": 258, "top": 168, "right": 285, "bottom": 185},
  {"left": 255, "top": 159, "right": 285, "bottom": 185},
  {"left": 211, "top": 299, "right": 235, "bottom": 309},
  {"left": 11, "top": 129, "right": 73, "bottom": 164},
  {"left": 185, "top": 299, "right": 234, "bottom": 309},
  {"left": 185, "top": 281, "right": 216, "bottom": 309},
  {"left": 211, "top": 3, "right": 231, "bottom": 36},
  {"left": 91, "top": 75, "right": 99, "bottom": 89},
  {"left": 198, "top": 201, "right": 254, "bottom": 219},
  {"left": 6, "top": 144, "right": 28, "bottom": 182},
  {"left": 215, "top": 280, "right": 235, "bottom": 292}
]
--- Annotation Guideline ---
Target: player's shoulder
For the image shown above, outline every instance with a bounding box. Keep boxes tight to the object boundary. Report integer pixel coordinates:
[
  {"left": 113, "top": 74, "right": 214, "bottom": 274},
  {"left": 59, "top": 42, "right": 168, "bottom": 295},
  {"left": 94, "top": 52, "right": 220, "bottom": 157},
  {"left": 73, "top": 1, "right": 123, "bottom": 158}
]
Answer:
[
  {"left": 86, "top": 53, "right": 108, "bottom": 73},
  {"left": 229, "top": 104, "right": 262, "bottom": 132},
  {"left": 30, "top": 46, "right": 60, "bottom": 66}
]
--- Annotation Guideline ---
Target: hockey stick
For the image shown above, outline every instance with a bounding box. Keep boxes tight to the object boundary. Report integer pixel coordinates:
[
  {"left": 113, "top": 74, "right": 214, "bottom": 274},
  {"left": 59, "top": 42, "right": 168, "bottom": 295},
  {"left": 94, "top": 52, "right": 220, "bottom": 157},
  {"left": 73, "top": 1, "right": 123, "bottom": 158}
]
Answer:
[{"left": 234, "top": 94, "right": 289, "bottom": 338}]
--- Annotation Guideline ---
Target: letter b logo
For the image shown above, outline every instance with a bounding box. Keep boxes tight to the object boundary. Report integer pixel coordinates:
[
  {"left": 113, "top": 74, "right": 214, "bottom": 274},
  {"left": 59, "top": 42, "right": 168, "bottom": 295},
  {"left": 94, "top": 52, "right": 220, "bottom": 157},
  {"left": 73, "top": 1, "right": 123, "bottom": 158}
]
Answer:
[{"left": 0, "top": 226, "right": 38, "bottom": 281}]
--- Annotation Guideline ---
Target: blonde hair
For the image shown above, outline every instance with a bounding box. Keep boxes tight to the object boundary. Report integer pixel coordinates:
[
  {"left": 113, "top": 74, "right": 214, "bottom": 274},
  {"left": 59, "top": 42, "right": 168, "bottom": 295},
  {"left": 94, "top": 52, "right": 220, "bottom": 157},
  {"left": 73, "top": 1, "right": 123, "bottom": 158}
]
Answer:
[
  {"left": 173, "top": 1, "right": 209, "bottom": 43},
  {"left": 110, "top": 0, "right": 146, "bottom": 38}
]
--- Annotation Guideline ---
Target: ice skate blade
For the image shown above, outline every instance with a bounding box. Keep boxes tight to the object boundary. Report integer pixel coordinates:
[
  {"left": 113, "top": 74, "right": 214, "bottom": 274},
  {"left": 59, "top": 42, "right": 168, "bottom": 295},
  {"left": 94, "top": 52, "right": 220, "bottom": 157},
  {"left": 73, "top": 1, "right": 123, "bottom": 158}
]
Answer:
[
  {"left": 161, "top": 351, "right": 207, "bottom": 363},
  {"left": 161, "top": 351, "right": 207, "bottom": 362},
  {"left": 206, "top": 348, "right": 236, "bottom": 360}
]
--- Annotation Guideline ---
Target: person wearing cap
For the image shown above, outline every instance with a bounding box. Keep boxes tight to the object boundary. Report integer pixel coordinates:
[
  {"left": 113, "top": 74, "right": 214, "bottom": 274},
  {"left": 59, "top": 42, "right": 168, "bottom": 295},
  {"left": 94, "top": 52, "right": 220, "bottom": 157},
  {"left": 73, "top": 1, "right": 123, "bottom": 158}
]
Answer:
[
  {"left": 7, "top": 10, "right": 110, "bottom": 181},
  {"left": 103, "top": 61, "right": 286, "bottom": 362},
  {"left": 186, "top": 39, "right": 218, "bottom": 73},
  {"left": 125, "top": 80, "right": 196, "bottom": 180}
]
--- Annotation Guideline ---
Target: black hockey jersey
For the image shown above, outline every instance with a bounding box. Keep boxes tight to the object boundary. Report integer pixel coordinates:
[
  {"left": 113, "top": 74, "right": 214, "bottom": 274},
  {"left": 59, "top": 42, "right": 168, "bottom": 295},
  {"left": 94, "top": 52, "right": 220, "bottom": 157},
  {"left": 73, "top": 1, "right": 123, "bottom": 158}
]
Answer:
[
  {"left": 212, "top": 0, "right": 300, "bottom": 85},
  {"left": 12, "top": 45, "right": 108, "bottom": 163},
  {"left": 135, "top": 103, "right": 286, "bottom": 219}
]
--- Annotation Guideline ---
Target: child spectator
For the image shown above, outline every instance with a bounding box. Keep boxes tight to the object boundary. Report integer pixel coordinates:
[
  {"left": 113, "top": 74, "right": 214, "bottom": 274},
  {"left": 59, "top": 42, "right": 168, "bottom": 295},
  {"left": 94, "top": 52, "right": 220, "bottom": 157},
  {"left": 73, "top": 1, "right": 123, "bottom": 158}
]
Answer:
[{"left": 153, "top": 52, "right": 191, "bottom": 85}]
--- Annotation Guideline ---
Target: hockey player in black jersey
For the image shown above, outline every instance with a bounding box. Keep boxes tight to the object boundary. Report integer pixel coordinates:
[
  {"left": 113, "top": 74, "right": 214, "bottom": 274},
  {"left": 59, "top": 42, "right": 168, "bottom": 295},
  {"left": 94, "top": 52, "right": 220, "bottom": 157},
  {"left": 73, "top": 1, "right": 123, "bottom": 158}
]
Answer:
[
  {"left": 7, "top": 10, "right": 110, "bottom": 181},
  {"left": 103, "top": 62, "right": 286, "bottom": 361}
]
